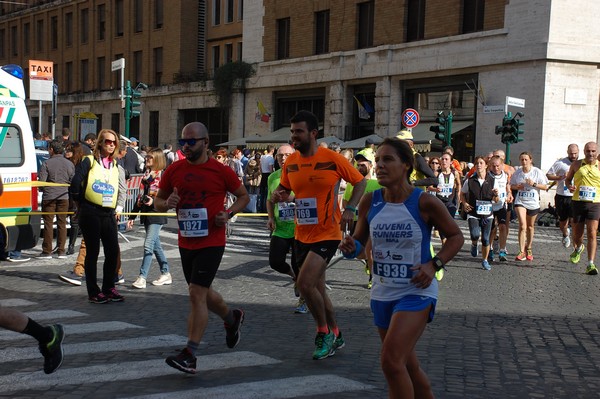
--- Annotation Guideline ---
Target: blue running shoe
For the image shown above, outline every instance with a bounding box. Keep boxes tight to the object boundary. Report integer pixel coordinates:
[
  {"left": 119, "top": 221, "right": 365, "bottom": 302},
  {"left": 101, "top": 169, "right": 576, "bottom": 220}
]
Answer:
[{"left": 470, "top": 244, "right": 478, "bottom": 257}]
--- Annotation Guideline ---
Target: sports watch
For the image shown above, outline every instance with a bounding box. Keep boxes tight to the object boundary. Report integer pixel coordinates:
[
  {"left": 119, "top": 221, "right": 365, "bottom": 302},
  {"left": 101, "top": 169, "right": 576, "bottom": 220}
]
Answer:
[{"left": 432, "top": 256, "right": 446, "bottom": 271}]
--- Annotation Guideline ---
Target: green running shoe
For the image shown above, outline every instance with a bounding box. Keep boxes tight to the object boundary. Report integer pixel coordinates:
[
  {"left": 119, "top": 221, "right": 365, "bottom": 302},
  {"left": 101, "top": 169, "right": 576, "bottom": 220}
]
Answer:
[
  {"left": 435, "top": 268, "right": 444, "bottom": 281},
  {"left": 312, "top": 331, "right": 335, "bottom": 360},
  {"left": 586, "top": 264, "right": 598, "bottom": 275},
  {"left": 333, "top": 331, "right": 345, "bottom": 351},
  {"left": 570, "top": 244, "right": 585, "bottom": 264}
]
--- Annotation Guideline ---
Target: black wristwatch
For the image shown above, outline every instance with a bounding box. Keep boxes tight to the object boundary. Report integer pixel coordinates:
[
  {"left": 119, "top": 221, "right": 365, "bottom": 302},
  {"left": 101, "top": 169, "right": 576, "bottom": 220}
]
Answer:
[{"left": 432, "top": 256, "right": 446, "bottom": 271}]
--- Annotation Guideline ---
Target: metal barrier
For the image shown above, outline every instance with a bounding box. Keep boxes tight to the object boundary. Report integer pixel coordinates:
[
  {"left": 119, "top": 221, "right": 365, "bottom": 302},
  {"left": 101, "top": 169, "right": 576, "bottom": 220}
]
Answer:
[{"left": 125, "top": 174, "right": 144, "bottom": 214}]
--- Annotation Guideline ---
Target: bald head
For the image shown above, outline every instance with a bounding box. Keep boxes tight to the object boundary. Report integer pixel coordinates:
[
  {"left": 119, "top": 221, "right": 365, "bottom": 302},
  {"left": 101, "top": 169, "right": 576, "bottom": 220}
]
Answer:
[
  {"left": 277, "top": 144, "right": 294, "bottom": 155},
  {"left": 182, "top": 122, "right": 208, "bottom": 139},
  {"left": 567, "top": 143, "right": 579, "bottom": 162}
]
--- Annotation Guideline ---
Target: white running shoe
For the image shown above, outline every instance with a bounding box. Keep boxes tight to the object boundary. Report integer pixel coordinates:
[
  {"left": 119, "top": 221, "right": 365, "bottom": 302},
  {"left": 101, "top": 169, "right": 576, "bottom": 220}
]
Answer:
[
  {"left": 152, "top": 273, "right": 172, "bottom": 286},
  {"left": 562, "top": 235, "right": 571, "bottom": 248},
  {"left": 132, "top": 276, "right": 147, "bottom": 289}
]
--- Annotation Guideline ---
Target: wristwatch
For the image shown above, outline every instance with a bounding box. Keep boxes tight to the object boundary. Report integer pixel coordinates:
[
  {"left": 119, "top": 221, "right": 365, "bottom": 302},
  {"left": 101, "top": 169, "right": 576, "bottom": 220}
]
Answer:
[
  {"left": 227, "top": 209, "right": 236, "bottom": 219},
  {"left": 432, "top": 256, "right": 446, "bottom": 271}
]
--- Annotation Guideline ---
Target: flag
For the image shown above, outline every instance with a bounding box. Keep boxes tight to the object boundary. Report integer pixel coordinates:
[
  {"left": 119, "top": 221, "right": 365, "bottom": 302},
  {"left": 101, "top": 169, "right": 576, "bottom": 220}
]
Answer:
[
  {"left": 256, "top": 100, "right": 271, "bottom": 123},
  {"left": 361, "top": 94, "right": 374, "bottom": 113},
  {"left": 354, "top": 96, "right": 370, "bottom": 120}
]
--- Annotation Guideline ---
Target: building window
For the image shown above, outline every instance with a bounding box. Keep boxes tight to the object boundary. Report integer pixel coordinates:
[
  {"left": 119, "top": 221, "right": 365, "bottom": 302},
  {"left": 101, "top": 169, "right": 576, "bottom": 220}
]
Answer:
[
  {"left": 62, "top": 115, "right": 70, "bottom": 130},
  {"left": 134, "top": 51, "right": 143, "bottom": 84},
  {"left": 226, "top": 0, "right": 234, "bottom": 23},
  {"left": 80, "top": 9, "right": 88, "bottom": 44},
  {"left": 65, "top": 61, "right": 73, "bottom": 93},
  {"left": 357, "top": 2, "right": 374, "bottom": 49},
  {"left": 51, "top": 17, "right": 58, "bottom": 50},
  {"left": 154, "top": 0, "right": 163, "bottom": 29},
  {"left": 213, "top": 0, "right": 221, "bottom": 26},
  {"left": 407, "top": 0, "right": 425, "bottom": 41},
  {"left": 149, "top": 111, "right": 159, "bottom": 146},
  {"left": 153, "top": 47, "right": 162, "bottom": 85},
  {"left": 237, "top": 42, "right": 242, "bottom": 61},
  {"left": 315, "top": 10, "right": 329, "bottom": 55},
  {"left": 98, "top": 4, "right": 106, "bottom": 40},
  {"left": 23, "top": 23, "right": 29, "bottom": 55},
  {"left": 115, "top": 0, "right": 124, "bottom": 37},
  {"left": 0, "top": 29, "right": 4, "bottom": 58},
  {"left": 111, "top": 113, "right": 120, "bottom": 132},
  {"left": 225, "top": 43, "right": 233, "bottom": 63},
  {"left": 10, "top": 26, "right": 17, "bottom": 56},
  {"left": 36, "top": 20, "right": 44, "bottom": 52},
  {"left": 65, "top": 12, "right": 73, "bottom": 46},
  {"left": 212, "top": 45, "right": 220, "bottom": 71},
  {"left": 81, "top": 59, "right": 89, "bottom": 92},
  {"left": 238, "top": 0, "right": 243, "bottom": 20},
  {"left": 462, "top": 0, "right": 484, "bottom": 33},
  {"left": 97, "top": 56, "right": 105, "bottom": 90},
  {"left": 276, "top": 18, "right": 290, "bottom": 60},
  {"left": 134, "top": 0, "right": 143, "bottom": 33}
]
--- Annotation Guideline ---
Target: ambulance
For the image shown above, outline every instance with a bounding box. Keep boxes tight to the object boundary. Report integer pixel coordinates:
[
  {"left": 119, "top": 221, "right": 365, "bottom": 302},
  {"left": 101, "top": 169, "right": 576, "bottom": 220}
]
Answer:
[{"left": 0, "top": 64, "right": 41, "bottom": 254}]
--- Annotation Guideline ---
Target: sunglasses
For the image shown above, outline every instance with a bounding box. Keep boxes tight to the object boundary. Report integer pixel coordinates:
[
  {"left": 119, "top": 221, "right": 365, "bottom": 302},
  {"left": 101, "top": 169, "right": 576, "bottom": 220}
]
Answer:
[
  {"left": 104, "top": 139, "right": 117, "bottom": 146},
  {"left": 178, "top": 137, "right": 207, "bottom": 147},
  {"left": 430, "top": 161, "right": 439, "bottom": 164},
  {"left": 216, "top": 155, "right": 224, "bottom": 159}
]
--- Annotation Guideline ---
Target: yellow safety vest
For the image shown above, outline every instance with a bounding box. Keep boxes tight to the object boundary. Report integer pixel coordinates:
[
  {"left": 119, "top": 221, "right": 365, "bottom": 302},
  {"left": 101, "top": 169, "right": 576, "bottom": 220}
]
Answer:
[
  {"left": 410, "top": 148, "right": 426, "bottom": 189},
  {"left": 83, "top": 155, "right": 119, "bottom": 208}
]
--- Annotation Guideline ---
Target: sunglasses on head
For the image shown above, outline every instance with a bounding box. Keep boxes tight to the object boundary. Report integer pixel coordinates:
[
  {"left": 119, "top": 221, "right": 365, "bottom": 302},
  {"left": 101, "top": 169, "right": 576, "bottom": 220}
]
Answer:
[
  {"left": 104, "top": 139, "right": 117, "bottom": 146},
  {"left": 178, "top": 137, "right": 207, "bottom": 147}
]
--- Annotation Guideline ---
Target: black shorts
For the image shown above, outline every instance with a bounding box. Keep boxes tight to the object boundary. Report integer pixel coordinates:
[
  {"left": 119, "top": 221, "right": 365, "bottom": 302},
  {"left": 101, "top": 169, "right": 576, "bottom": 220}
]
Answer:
[
  {"left": 179, "top": 246, "right": 225, "bottom": 287},
  {"left": 295, "top": 240, "right": 339, "bottom": 267},
  {"left": 514, "top": 204, "right": 540, "bottom": 217},
  {"left": 492, "top": 207, "right": 508, "bottom": 228},
  {"left": 554, "top": 195, "right": 572, "bottom": 221},
  {"left": 572, "top": 201, "right": 600, "bottom": 223}
]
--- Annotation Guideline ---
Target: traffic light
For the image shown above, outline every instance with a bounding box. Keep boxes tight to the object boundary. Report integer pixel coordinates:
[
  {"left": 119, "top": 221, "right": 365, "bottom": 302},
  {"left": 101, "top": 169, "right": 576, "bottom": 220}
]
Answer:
[
  {"left": 124, "top": 80, "right": 143, "bottom": 121},
  {"left": 512, "top": 112, "right": 524, "bottom": 142},
  {"left": 430, "top": 112, "right": 447, "bottom": 143}
]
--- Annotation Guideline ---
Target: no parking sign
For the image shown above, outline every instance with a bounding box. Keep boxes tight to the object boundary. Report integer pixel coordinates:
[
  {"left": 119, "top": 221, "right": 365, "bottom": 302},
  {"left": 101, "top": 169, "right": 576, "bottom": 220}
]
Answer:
[{"left": 402, "top": 108, "right": 420, "bottom": 128}]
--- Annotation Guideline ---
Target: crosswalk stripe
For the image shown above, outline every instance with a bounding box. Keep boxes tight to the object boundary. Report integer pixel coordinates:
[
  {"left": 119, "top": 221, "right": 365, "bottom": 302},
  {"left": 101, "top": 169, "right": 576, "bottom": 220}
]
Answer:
[
  {"left": 0, "top": 299, "right": 37, "bottom": 307},
  {"left": 0, "top": 352, "right": 281, "bottom": 392},
  {"left": 24, "top": 309, "right": 87, "bottom": 321},
  {"left": 0, "top": 321, "right": 143, "bottom": 342},
  {"left": 122, "top": 374, "right": 374, "bottom": 399},
  {"left": 0, "top": 334, "right": 187, "bottom": 363}
]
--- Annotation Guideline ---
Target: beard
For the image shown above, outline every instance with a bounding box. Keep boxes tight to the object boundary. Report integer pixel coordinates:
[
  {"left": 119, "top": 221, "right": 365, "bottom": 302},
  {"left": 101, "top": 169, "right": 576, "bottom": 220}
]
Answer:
[{"left": 185, "top": 148, "right": 203, "bottom": 162}]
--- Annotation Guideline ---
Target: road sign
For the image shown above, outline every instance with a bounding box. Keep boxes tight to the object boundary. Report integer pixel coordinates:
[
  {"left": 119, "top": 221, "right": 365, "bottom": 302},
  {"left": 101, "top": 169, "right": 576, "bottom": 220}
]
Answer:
[
  {"left": 483, "top": 105, "right": 505, "bottom": 113},
  {"left": 402, "top": 108, "right": 420, "bottom": 128},
  {"left": 111, "top": 58, "right": 125, "bottom": 71},
  {"left": 506, "top": 96, "right": 525, "bottom": 108},
  {"left": 28, "top": 59, "right": 53, "bottom": 101}
]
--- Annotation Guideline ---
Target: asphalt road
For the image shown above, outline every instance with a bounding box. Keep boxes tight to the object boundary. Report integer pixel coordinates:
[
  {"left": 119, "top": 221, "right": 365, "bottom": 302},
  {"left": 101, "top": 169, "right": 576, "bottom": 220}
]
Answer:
[{"left": 1, "top": 216, "right": 599, "bottom": 398}]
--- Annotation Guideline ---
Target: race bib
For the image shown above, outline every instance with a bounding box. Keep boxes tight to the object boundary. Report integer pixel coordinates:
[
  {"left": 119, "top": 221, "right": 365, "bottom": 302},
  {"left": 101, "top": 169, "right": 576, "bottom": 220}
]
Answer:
[
  {"left": 518, "top": 190, "right": 536, "bottom": 198},
  {"left": 578, "top": 186, "right": 596, "bottom": 201},
  {"left": 438, "top": 183, "right": 453, "bottom": 197},
  {"left": 177, "top": 208, "right": 209, "bottom": 237},
  {"left": 278, "top": 202, "right": 295, "bottom": 221},
  {"left": 372, "top": 249, "right": 414, "bottom": 286},
  {"left": 295, "top": 198, "right": 318, "bottom": 225},
  {"left": 476, "top": 200, "right": 492, "bottom": 216},
  {"left": 102, "top": 193, "right": 114, "bottom": 207}
]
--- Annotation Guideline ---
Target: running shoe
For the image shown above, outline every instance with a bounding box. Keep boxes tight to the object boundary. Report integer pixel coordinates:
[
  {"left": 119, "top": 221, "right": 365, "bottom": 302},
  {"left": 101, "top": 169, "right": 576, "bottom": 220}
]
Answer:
[
  {"left": 499, "top": 250, "right": 508, "bottom": 262},
  {"left": 36, "top": 252, "right": 53, "bottom": 259},
  {"left": 586, "top": 264, "right": 598, "bottom": 275},
  {"left": 570, "top": 244, "right": 585, "bottom": 264},
  {"left": 488, "top": 251, "right": 494, "bottom": 262},
  {"left": 224, "top": 309, "right": 244, "bottom": 348},
  {"left": 132, "top": 276, "right": 147, "bottom": 289},
  {"left": 481, "top": 260, "right": 492, "bottom": 271},
  {"left": 165, "top": 348, "right": 197, "bottom": 374},
  {"left": 526, "top": 249, "right": 533, "bottom": 261},
  {"left": 88, "top": 293, "right": 109, "bottom": 304},
  {"left": 114, "top": 274, "right": 125, "bottom": 284},
  {"left": 562, "top": 235, "right": 571, "bottom": 249},
  {"left": 515, "top": 252, "right": 526, "bottom": 261},
  {"left": 492, "top": 238, "right": 500, "bottom": 254},
  {"left": 294, "top": 298, "right": 309, "bottom": 314},
  {"left": 470, "top": 244, "right": 478, "bottom": 257},
  {"left": 39, "top": 324, "right": 65, "bottom": 374},
  {"left": 435, "top": 268, "right": 444, "bottom": 281},
  {"left": 313, "top": 331, "right": 335, "bottom": 360},
  {"left": 7, "top": 255, "right": 30, "bottom": 262},
  {"left": 105, "top": 287, "right": 124, "bottom": 302},
  {"left": 152, "top": 273, "right": 172, "bottom": 286},
  {"left": 58, "top": 271, "right": 83, "bottom": 286},
  {"left": 333, "top": 331, "right": 345, "bottom": 351}
]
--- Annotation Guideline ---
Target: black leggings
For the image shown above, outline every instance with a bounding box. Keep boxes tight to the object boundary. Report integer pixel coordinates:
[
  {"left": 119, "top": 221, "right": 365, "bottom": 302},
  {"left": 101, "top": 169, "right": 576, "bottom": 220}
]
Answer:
[
  {"left": 269, "top": 235, "right": 297, "bottom": 276},
  {"left": 79, "top": 209, "right": 119, "bottom": 297}
]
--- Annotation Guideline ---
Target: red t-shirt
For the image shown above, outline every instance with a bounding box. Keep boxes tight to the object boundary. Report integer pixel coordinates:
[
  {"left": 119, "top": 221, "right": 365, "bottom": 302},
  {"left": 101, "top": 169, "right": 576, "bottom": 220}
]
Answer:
[
  {"left": 159, "top": 157, "right": 241, "bottom": 249},
  {"left": 280, "top": 147, "right": 364, "bottom": 243}
]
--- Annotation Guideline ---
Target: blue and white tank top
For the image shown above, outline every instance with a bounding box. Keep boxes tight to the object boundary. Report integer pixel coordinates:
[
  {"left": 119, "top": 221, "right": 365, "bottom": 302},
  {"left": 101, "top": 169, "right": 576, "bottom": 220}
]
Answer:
[{"left": 367, "top": 188, "right": 438, "bottom": 301}]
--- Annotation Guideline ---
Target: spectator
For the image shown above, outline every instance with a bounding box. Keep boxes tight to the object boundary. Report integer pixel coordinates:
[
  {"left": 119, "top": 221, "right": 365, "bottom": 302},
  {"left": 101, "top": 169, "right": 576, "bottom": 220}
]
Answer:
[
  {"left": 244, "top": 155, "right": 262, "bottom": 195},
  {"left": 61, "top": 128, "right": 72, "bottom": 144},
  {"left": 38, "top": 139, "right": 75, "bottom": 259},
  {"left": 65, "top": 142, "right": 86, "bottom": 255},
  {"left": 81, "top": 133, "right": 96, "bottom": 156},
  {"left": 259, "top": 145, "right": 275, "bottom": 212},
  {"left": 163, "top": 143, "right": 176, "bottom": 167},
  {"left": 230, "top": 149, "right": 244, "bottom": 181}
]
